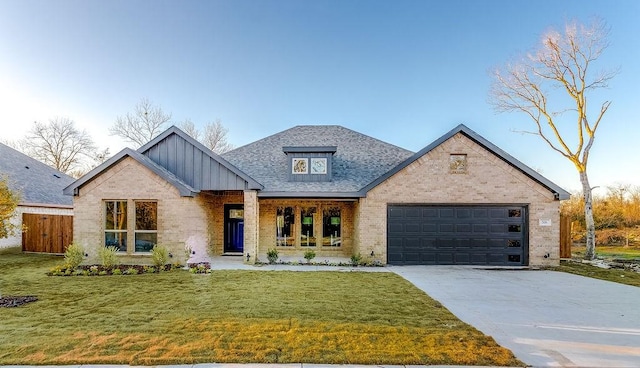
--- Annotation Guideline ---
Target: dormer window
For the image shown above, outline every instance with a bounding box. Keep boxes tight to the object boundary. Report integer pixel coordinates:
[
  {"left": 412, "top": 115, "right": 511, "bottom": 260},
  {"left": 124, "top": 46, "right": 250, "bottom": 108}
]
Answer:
[{"left": 283, "top": 146, "right": 337, "bottom": 182}]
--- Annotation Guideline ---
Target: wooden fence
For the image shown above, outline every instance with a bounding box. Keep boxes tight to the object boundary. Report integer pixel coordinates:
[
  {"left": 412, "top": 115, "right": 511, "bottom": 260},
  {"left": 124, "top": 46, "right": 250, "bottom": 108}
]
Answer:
[
  {"left": 22, "top": 213, "right": 73, "bottom": 254},
  {"left": 559, "top": 214, "right": 572, "bottom": 258}
]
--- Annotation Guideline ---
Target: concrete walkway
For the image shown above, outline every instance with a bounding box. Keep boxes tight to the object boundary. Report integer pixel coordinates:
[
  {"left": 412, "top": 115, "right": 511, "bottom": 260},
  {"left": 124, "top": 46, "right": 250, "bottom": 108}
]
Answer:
[{"left": 391, "top": 266, "right": 640, "bottom": 367}]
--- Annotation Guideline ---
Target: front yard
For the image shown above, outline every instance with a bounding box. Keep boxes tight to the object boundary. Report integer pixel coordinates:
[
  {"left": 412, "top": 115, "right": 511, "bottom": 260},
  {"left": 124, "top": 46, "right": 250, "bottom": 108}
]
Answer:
[{"left": 0, "top": 248, "right": 521, "bottom": 366}]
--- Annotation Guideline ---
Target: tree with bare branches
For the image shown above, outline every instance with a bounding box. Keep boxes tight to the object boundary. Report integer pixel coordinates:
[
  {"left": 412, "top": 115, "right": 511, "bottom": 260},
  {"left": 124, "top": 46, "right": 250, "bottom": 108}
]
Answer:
[
  {"left": 110, "top": 98, "right": 172, "bottom": 148},
  {"left": 180, "top": 118, "right": 234, "bottom": 154},
  {"left": 20, "top": 118, "right": 97, "bottom": 176},
  {"left": 490, "top": 19, "right": 618, "bottom": 260}
]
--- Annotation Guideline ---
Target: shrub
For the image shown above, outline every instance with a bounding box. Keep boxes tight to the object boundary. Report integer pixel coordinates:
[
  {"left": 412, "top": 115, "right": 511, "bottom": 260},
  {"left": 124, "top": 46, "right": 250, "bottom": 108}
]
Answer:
[
  {"left": 144, "top": 266, "right": 156, "bottom": 273},
  {"left": 151, "top": 244, "right": 169, "bottom": 268},
  {"left": 112, "top": 268, "right": 123, "bottom": 275},
  {"left": 98, "top": 246, "right": 120, "bottom": 268},
  {"left": 63, "top": 243, "right": 85, "bottom": 270},
  {"left": 266, "top": 248, "right": 279, "bottom": 264},
  {"left": 304, "top": 250, "right": 316, "bottom": 263},
  {"left": 350, "top": 253, "right": 363, "bottom": 266},
  {"left": 125, "top": 267, "right": 139, "bottom": 275}
]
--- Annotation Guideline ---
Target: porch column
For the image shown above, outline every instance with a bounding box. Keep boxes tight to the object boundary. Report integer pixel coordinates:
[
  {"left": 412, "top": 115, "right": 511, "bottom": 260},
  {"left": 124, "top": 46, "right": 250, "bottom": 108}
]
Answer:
[{"left": 243, "top": 190, "right": 259, "bottom": 264}]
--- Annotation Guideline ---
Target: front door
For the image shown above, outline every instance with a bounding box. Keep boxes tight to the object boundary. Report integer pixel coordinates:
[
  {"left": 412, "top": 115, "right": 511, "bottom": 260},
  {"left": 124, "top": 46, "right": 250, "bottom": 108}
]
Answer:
[{"left": 224, "top": 204, "right": 244, "bottom": 253}]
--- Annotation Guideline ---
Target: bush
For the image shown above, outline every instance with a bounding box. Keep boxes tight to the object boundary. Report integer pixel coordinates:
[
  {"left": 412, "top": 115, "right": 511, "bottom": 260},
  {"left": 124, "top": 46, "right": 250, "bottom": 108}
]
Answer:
[
  {"left": 303, "top": 250, "right": 316, "bottom": 263},
  {"left": 267, "top": 248, "right": 279, "bottom": 264},
  {"left": 151, "top": 245, "right": 169, "bottom": 268},
  {"left": 125, "top": 267, "right": 139, "bottom": 275},
  {"left": 350, "top": 253, "right": 363, "bottom": 266},
  {"left": 98, "top": 246, "right": 120, "bottom": 268},
  {"left": 63, "top": 243, "right": 85, "bottom": 270},
  {"left": 112, "top": 268, "right": 123, "bottom": 275}
]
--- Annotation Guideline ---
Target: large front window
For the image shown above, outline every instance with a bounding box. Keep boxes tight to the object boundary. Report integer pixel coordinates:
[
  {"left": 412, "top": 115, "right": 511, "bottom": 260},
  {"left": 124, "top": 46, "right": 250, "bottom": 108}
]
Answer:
[
  {"left": 105, "top": 200, "right": 127, "bottom": 251},
  {"left": 135, "top": 201, "right": 157, "bottom": 252},
  {"left": 322, "top": 207, "right": 341, "bottom": 246},
  {"left": 300, "top": 207, "right": 316, "bottom": 247},
  {"left": 276, "top": 206, "right": 294, "bottom": 246}
]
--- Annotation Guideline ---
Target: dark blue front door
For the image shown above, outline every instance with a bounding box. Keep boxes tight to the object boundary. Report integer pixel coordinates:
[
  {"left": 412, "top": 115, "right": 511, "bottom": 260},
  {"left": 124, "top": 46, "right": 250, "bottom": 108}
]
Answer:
[{"left": 224, "top": 204, "right": 244, "bottom": 253}]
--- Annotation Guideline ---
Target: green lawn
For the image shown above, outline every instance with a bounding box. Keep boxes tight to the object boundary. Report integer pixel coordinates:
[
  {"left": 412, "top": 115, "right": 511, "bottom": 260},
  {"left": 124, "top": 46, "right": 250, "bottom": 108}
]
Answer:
[
  {"left": 572, "top": 245, "right": 640, "bottom": 260},
  {"left": 555, "top": 260, "right": 640, "bottom": 287},
  {"left": 0, "top": 248, "right": 521, "bottom": 366}
]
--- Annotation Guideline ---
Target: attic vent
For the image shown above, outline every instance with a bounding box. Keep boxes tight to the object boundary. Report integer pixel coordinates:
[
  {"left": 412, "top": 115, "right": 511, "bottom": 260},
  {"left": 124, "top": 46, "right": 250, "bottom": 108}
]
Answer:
[
  {"left": 53, "top": 174, "right": 61, "bottom": 178},
  {"left": 25, "top": 166, "right": 29, "bottom": 169}
]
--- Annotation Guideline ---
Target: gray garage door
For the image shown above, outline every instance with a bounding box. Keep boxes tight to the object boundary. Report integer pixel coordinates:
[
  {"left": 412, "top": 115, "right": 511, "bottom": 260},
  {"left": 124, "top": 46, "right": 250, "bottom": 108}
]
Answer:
[{"left": 387, "top": 205, "right": 527, "bottom": 266}]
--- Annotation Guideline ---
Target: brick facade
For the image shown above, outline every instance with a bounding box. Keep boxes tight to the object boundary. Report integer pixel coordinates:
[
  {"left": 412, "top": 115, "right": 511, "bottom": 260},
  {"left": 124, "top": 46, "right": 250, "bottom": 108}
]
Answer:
[
  {"left": 254, "top": 199, "right": 355, "bottom": 262},
  {"left": 354, "top": 133, "right": 560, "bottom": 266}
]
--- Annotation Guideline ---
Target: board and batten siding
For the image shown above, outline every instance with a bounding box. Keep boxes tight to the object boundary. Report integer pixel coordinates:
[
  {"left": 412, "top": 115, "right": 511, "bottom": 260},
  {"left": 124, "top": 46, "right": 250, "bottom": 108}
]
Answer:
[{"left": 143, "top": 133, "right": 249, "bottom": 191}]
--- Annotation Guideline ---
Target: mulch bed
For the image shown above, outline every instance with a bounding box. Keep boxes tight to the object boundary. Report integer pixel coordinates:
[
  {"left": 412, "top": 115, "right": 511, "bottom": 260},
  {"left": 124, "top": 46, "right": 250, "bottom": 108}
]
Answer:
[{"left": 0, "top": 296, "right": 38, "bottom": 308}]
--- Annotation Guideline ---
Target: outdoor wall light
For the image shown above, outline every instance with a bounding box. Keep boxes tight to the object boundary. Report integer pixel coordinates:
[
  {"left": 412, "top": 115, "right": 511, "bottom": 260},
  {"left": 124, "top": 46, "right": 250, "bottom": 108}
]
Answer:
[
  {"left": 370, "top": 251, "right": 375, "bottom": 257},
  {"left": 168, "top": 252, "right": 173, "bottom": 258},
  {"left": 246, "top": 253, "right": 251, "bottom": 261}
]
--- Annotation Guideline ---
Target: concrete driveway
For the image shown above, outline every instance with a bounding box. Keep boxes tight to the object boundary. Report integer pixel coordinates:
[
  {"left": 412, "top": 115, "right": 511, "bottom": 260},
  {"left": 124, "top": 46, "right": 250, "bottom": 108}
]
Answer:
[{"left": 391, "top": 266, "right": 640, "bottom": 367}]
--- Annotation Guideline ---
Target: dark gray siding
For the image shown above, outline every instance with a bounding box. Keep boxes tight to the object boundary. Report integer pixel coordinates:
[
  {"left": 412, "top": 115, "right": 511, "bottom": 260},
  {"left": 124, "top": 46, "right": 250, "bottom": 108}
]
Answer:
[
  {"left": 143, "top": 134, "right": 250, "bottom": 191},
  {"left": 286, "top": 152, "right": 333, "bottom": 182}
]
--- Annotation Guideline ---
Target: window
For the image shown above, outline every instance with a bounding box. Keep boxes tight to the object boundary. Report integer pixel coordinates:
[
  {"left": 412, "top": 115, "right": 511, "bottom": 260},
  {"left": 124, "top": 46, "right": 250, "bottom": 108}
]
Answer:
[
  {"left": 300, "top": 207, "right": 316, "bottom": 246},
  {"left": 449, "top": 154, "right": 467, "bottom": 173},
  {"left": 322, "top": 207, "right": 341, "bottom": 246},
  {"left": 292, "top": 158, "right": 308, "bottom": 174},
  {"left": 135, "top": 201, "right": 157, "bottom": 252},
  {"left": 105, "top": 200, "right": 127, "bottom": 251},
  {"left": 276, "top": 207, "right": 294, "bottom": 246}
]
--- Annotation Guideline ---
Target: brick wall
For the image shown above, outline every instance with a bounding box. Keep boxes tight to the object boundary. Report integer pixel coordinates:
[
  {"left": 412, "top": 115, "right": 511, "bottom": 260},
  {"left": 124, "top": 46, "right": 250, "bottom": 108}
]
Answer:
[
  {"left": 73, "top": 157, "right": 208, "bottom": 265},
  {"left": 255, "top": 199, "right": 355, "bottom": 262},
  {"left": 355, "top": 133, "right": 561, "bottom": 267}
]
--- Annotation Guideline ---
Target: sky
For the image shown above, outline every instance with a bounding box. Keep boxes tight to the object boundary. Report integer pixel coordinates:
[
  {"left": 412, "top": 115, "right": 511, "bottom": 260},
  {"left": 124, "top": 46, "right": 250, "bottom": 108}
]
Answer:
[{"left": 0, "top": 0, "right": 638, "bottom": 193}]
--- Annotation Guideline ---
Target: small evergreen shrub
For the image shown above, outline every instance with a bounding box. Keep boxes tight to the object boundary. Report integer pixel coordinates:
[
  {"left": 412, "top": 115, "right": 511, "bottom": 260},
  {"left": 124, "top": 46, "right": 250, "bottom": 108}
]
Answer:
[
  {"left": 125, "top": 267, "right": 139, "bottom": 275},
  {"left": 63, "top": 243, "right": 85, "bottom": 270},
  {"left": 267, "top": 248, "right": 279, "bottom": 264},
  {"left": 350, "top": 253, "right": 363, "bottom": 266},
  {"left": 112, "top": 268, "right": 123, "bottom": 275},
  {"left": 98, "top": 246, "right": 120, "bottom": 268},
  {"left": 151, "top": 244, "right": 169, "bottom": 268},
  {"left": 303, "top": 250, "right": 316, "bottom": 263}
]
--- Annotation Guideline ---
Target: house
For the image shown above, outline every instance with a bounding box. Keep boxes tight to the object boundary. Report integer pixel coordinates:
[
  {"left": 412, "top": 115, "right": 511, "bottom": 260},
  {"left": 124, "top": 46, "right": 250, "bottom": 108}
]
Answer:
[
  {"left": 64, "top": 124, "right": 569, "bottom": 266},
  {"left": 0, "top": 143, "right": 74, "bottom": 252}
]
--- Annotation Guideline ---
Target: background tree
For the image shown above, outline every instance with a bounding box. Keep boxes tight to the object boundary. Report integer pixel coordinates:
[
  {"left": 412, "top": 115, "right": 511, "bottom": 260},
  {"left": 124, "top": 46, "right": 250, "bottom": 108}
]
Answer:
[
  {"left": 490, "top": 19, "right": 618, "bottom": 260},
  {"left": 0, "top": 177, "right": 20, "bottom": 239},
  {"left": 110, "top": 98, "right": 172, "bottom": 148},
  {"left": 20, "top": 118, "right": 97, "bottom": 176},
  {"left": 180, "top": 118, "right": 234, "bottom": 154}
]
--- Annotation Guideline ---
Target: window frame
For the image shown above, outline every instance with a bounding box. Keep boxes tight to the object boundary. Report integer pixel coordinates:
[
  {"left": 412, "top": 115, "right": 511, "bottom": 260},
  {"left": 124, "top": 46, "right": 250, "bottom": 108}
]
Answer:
[
  {"left": 134, "top": 200, "right": 158, "bottom": 253},
  {"left": 104, "top": 200, "right": 128, "bottom": 252}
]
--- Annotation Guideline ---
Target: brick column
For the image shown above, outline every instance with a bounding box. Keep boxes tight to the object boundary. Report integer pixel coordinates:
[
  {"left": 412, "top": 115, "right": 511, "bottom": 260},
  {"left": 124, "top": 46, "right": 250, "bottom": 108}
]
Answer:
[{"left": 243, "top": 190, "right": 259, "bottom": 264}]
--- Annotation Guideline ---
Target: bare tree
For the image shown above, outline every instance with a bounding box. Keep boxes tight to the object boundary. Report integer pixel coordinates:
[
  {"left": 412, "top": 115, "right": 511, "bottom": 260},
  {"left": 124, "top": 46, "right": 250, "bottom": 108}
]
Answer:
[
  {"left": 490, "top": 19, "right": 618, "bottom": 260},
  {"left": 20, "top": 118, "right": 97, "bottom": 175},
  {"left": 110, "top": 98, "right": 172, "bottom": 148},
  {"left": 179, "top": 119, "right": 200, "bottom": 141},
  {"left": 180, "top": 119, "right": 234, "bottom": 154}
]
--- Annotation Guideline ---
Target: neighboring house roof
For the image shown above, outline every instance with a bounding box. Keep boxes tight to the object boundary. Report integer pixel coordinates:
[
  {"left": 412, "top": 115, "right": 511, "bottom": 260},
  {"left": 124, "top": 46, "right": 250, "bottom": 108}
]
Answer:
[
  {"left": 222, "top": 125, "right": 414, "bottom": 197},
  {"left": 0, "top": 142, "right": 74, "bottom": 207},
  {"left": 361, "top": 124, "right": 571, "bottom": 200},
  {"left": 138, "top": 126, "right": 263, "bottom": 191},
  {"left": 63, "top": 148, "right": 198, "bottom": 197}
]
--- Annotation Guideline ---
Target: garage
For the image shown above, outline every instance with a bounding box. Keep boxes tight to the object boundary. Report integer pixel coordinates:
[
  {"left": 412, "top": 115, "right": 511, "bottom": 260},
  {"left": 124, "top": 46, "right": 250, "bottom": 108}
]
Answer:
[{"left": 387, "top": 205, "right": 527, "bottom": 266}]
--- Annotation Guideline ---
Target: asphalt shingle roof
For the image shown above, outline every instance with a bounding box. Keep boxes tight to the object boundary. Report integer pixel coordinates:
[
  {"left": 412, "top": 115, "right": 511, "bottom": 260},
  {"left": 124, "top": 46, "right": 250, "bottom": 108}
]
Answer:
[
  {"left": 0, "top": 143, "right": 74, "bottom": 206},
  {"left": 222, "top": 125, "right": 414, "bottom": 195}
]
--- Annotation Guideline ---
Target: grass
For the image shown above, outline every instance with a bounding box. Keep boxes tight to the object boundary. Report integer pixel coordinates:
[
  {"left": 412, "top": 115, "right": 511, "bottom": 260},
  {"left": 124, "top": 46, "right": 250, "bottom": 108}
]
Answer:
[
  {"left": 0, "top": 248, "right": 522, "bottom": 366},
  {"left": 572, "top": 245, "right": 640, "bottom": 260},
  {"left": 555, "top": 260, "right": 640, "bottom": 287}
]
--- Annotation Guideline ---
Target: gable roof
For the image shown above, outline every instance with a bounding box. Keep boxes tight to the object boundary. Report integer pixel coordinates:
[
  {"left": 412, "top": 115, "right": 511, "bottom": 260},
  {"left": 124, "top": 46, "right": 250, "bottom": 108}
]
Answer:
[
  {"left": 360, "top": 124, "right": 570, "bottom": 200},
  {"left": 0, "top": 143, "right": 74, "bottom": 207},
  {"left": 138, "top": 126, "right": 263, "bottom": 191},
  {"left": 222, "top": 125, "right": 414, "bottom": 197},
  {"left": 63, "top": 148, "right": 198, "bottom": 197}
]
